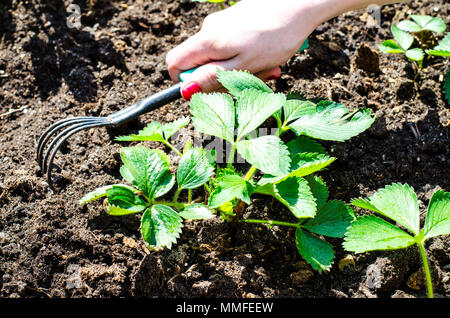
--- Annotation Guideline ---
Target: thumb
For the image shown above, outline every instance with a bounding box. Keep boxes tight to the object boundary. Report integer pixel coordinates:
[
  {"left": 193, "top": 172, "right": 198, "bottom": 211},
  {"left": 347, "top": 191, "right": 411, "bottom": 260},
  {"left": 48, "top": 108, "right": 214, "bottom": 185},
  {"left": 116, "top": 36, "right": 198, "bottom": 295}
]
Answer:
[{"left": 180, "top": 60, "right": 239, "bottom": 100}]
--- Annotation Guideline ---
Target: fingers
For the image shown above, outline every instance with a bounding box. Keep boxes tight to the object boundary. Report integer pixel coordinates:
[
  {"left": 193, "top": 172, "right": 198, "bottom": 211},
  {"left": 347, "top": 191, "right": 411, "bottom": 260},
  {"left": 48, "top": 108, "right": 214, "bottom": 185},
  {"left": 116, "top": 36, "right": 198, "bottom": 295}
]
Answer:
[
  {"left": 180, "top": 60, "right": 238, "bottom": 100},
  {"left": 166, "top": 33, "right": 238, "bottom": 84},
  {"left": 255, "top": 67, "right": 282, "bottom": 82},
  {"left": 180, "top": 63, "right": 282, "bottom": 100}
]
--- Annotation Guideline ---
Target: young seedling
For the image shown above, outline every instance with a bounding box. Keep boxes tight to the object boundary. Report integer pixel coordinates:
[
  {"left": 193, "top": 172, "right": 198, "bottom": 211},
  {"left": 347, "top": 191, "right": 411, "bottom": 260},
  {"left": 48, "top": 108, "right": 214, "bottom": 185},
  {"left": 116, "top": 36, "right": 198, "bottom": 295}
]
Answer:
[
  {"left": 379, "top": 15, "right": 447, "bottom": 76},
  {"left": 343, "top": 183, "right": 450, "bottom": 298},
  {"left": 426, "top": 33, "right": 450, "bottom": 104},
  {"left": 81, "top": 69, "right": 375, "bottom": 272}
]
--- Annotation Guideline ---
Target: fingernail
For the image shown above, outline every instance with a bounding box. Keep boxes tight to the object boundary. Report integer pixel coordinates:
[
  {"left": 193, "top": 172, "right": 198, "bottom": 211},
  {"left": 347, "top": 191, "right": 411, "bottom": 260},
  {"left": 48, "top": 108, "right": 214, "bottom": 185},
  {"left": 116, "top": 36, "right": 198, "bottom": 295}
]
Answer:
[{"left": 181, "top": 82, "right": 202, "bottom": 100}]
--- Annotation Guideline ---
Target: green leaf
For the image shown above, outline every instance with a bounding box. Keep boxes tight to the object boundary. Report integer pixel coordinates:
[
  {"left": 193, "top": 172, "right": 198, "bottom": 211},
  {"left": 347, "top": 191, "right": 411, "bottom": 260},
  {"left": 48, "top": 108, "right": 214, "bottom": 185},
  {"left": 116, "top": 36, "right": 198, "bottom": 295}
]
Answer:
[
  {"left": 286, "top": 136, "right": 327, "bottom": 156},
  {"left": 162, "top": 116, "right": 190, "bottom": 140},
  {"left": 355, "top": 183, "right": 420, "bottom": 235},
  {"left": 106, "top": 185, "right": 147, "bottom": 214},
  {"left": 351, "top": 197, "right": 382, "bottom": 213},
  {"left": 209, "top": 175, "right": 254, "bottom": 208},
  {"left": 258, "top": 152, "right": 335, "bottom": 185},
  {"left": 295, "top": 228, "right": 334, "bottom": 272},
  {"left": 288, "top": 101, "right": 375, "bottom": 142},
  {"left": 343, "top": 215, "right": 415, "bottom": 253},
  {"left": 141, "top": 205, "right": 183, "bottom": 249},
  {"left": 190, "top": 92, "right": 235, "bottom": 142},
  {"left": 116, "top": 121, "right": 165, "bottom": 142},
  {"left": 274, "top": 176, "right": 317, "bottom": 218},
  {"left": 120, "top": 166, "right": 135, "bottom": 184},
  {"left": 236, "top": 89, "right": 286, "bottom": 139},
  {"left": 177, "top": 147, "right": 214, "bottom": 190},
  {"left": 120, "top": 147, "right": 174, "bottom": 200},
  {"left": 423, "top": 190, "right": 450, "bottom": 241},
  {"left": 305, "top": 175, "right": 328, "bottom": 210},
  {"left": 304, "top": 200, "right": 355, "bottom": 238},
  {"left": 391, "top": 25, "right": 414, "bottom": 51},
  {"left": 154, "top": 172, "right": 176, "bottom": 198},
  {"left": 282, "top": 99, "right": 316, "bottom": 125},
  {"left": 289, "top": 153, "right": 335, "bottom": 177},
  {"left": 397, "top": 20, "right": 422, "bottom": 33},
  {"left": 427, "top": 49, "right": 450, "bottom": 57},
  {"left": 79, "top": 184, "right": 137, "bottom": 204},
  {"left": 217, "top": 69, "right": 272, "bottom": 97},
  {"left": 236, "top": 135, "right": 291, "bottom": 176},
  {"left": 379, "top": 39, "right": 405, "bottom": 54},
  {"left": 426, "top": 33, "right": 450, "bottom": 56},
  {"left": 405, "top": 48, "right": 424, "bottom": 62},
  {"left": 410, "top": 15, "right": 446, "bottom": 33},
  {"left": 179, "top": 204, "right": 215, "bottom": 220}
]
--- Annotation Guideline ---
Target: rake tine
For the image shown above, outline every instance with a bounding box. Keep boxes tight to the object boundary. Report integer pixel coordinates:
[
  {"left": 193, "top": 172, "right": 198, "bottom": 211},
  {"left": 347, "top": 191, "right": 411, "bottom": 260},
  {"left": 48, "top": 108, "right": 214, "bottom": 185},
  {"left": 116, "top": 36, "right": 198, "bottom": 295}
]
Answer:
[
  {"left": 38, "top": 118, "right": 107, "bottom": 171},
  {"left": 37, "top": 82, "right": 184, "bottom": 190},
  {"left": 37, "top": 117, "right": 102, "bottom": 165},
  {"left": 41, "top": 118, "right": 108, "bottom": 172},
  {"left": 44, "top": 121, "right": 109, "bottom": 190}
]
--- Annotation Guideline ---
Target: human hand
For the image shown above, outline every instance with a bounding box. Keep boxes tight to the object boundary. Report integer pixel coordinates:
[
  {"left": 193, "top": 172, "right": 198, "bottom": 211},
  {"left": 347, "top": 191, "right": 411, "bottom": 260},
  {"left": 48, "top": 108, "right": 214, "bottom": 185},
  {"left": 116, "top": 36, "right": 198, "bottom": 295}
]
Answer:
[
  {"left": 166, "top": 0, "right": 407, "bottom": 99},
  {"left": 166, "top": 0, "right": 328, "bottom": 98}
]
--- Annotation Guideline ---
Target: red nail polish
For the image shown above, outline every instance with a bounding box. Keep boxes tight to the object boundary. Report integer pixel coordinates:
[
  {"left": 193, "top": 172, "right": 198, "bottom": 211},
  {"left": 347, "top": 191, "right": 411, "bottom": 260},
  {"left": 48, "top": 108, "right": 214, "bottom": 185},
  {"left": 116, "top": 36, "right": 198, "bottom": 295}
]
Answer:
[{"left": 181, "top": 82, "right": 202, "bottom": 100}]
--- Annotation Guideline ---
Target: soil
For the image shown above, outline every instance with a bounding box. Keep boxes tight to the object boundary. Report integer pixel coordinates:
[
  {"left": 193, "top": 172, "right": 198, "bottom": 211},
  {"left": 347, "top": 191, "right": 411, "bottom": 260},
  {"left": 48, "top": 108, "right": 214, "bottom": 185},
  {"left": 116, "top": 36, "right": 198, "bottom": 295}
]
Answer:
[{"left": 0, "top": 0, "right": 449, "bottom": 299}]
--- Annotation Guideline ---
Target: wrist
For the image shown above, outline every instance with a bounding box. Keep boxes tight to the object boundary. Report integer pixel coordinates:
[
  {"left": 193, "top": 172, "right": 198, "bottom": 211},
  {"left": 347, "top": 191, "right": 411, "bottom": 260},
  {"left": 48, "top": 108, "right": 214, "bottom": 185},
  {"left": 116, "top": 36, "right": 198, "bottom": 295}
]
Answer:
[{"left": 294, "top": 0, "right": 408, "bottom": 28}]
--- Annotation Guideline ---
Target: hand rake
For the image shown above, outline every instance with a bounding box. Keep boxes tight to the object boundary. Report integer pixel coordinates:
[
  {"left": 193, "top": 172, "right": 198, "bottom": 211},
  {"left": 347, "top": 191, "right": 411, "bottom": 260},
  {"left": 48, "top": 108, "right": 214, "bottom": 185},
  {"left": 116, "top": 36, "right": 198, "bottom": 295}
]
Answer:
[{"left": 36, "top": 69, "right": 196, "bottom": 190}]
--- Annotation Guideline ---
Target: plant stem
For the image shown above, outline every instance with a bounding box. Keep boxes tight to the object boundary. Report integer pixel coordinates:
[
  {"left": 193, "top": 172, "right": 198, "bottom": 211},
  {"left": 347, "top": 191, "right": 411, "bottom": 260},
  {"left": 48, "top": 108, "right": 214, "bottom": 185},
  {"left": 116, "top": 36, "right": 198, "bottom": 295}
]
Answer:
[
  {"left": 240, "top": 218, "right": 300, "bottom": 228},
  {"left": 244, "top": 166, "right": 257, "bottom": 181},
  {"left": 279, "top": 124, "right": 290, "bottom": 136},
  {"left": 173, "top": 188, "right": 181, "bottom": 203},
  {"left": 153, "top": 200, "right": 186, "bottom": 210},
  {"left": 188, "top": 189, "right": 192, "bottom": 204},
  {"left": 204, "top": 183, "right": 211, "bottom": 195},
  {"left": 275, "top": 116, "right": 282, "bottom": 137},
  {"left": 227, "top": 143, "right": 236, "bottom": 168},
  {"left": 417, "top": 242, "right": 434, "bottom": 298},
  {"left": 163, "top": 140, "right": 182, "bottom": 157}
]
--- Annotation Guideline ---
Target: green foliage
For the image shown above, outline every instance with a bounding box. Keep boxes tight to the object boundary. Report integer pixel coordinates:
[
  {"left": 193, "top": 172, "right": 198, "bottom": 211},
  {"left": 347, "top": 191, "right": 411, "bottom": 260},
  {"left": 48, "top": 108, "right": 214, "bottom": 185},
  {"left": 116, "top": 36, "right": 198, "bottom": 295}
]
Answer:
[
  {"left": 426, "top": 33, "right": 450, "bottom": 57},
  {"left": 287, "top": 100, "right": 375, "bottom": 142},
  {"left": 397, "top": 15, "right": 446, "bottom": 34},
  {"left": 380, "top": 15, "right": 448, "bottom": 71},
  {"left": 344, "top": 183, "right": 450, "bottom": 297},
  {"left": 141, "top": 205, "right": 183, "bottom": 249},
  {"left": 177, "top": 147, "right": 214, "bottom": 190},
  {"left": 81, "top": 70, "right": 375, "bottom": 272}
]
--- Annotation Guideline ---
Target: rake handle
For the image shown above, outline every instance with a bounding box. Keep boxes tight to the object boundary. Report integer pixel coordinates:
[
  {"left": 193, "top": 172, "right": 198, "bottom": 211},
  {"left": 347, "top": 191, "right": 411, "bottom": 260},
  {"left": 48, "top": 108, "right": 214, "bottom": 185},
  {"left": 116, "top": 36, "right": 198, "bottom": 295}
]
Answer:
[{"left": 108, "top": 82, "right": 183, "bottom": 125}]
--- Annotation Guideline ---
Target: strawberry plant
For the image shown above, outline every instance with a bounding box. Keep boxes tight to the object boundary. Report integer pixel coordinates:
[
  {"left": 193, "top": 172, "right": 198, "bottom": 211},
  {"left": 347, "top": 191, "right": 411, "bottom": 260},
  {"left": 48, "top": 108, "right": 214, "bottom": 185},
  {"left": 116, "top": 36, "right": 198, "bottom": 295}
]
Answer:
[
  {"left": 343, "top": 183, "right": 450, "bottom": 298},
  {"left": 426, "top": 33, "right": 450, "bottom": 104},
  {"left": 81, "top": 69, "right": 375, "bottom": 272},
  {"left": 379, "top": 15, "right": 447, "bottom": 75}
]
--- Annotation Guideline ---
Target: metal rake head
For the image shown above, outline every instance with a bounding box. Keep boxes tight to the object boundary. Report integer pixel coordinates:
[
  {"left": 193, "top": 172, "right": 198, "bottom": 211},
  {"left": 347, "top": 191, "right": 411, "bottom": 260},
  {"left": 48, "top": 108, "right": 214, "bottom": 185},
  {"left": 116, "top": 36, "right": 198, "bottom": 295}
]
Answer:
[
  {"left": 36, "top": 116, "right": 112, "bottom": 190},
  {"left": 36, "top": 82, "right": 183, "bottom": 191}
]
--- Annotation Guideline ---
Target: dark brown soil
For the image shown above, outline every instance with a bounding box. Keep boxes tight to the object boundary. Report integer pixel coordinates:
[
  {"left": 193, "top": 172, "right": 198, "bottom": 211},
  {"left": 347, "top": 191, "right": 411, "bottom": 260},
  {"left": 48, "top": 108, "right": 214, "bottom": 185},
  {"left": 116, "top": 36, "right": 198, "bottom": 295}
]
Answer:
[{"left": 0, "top": 0, "right": 448, "bottom": 298}]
